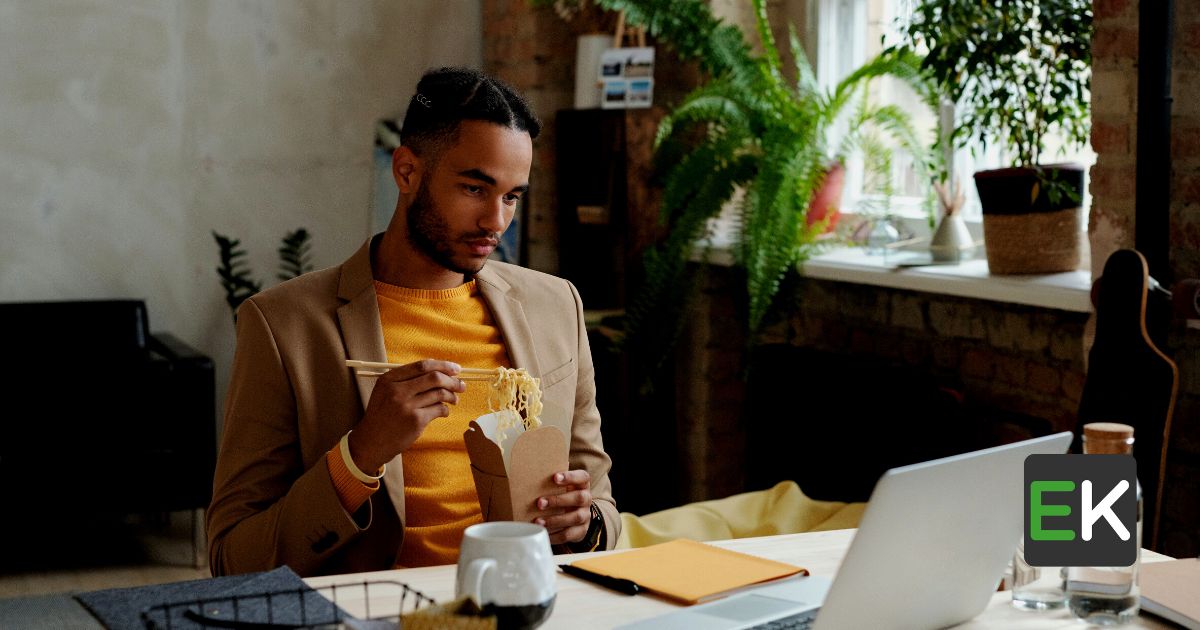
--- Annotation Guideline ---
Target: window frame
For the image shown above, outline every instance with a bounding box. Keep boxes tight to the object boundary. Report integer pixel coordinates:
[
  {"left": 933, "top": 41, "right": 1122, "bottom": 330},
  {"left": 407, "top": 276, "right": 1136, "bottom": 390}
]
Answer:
[{"left": 815, "top": 0, "right": 1095, "bottom": 242}]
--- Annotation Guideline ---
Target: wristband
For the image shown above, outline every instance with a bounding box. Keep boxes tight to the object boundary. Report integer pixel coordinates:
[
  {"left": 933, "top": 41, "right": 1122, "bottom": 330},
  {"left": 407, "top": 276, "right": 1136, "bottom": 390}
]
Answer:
[{"left": 339, "top": 431, "right": 385, "bottom": 484}]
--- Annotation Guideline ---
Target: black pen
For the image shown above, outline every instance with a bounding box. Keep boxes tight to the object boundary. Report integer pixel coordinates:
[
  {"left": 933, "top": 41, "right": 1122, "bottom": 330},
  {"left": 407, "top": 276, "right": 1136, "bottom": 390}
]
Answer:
[{"left": 558, "top": 564, "right": 640, "bottom": 595}]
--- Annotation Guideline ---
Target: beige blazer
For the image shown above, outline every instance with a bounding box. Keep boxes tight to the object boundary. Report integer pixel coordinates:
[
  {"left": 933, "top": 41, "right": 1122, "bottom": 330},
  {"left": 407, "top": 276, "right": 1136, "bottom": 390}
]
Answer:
[{"left": 207, "top": 237, "right": 619, "bottom": 577}]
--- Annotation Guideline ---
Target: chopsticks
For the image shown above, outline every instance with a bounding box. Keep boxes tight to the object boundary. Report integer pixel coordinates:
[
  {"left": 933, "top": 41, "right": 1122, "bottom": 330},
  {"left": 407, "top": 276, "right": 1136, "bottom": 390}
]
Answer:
[
  {"left": 345, "top": 360, "right": 498, "bottom": 380},
  {"left": 346, "top": 360, "right": 496, "bottom": 374}
]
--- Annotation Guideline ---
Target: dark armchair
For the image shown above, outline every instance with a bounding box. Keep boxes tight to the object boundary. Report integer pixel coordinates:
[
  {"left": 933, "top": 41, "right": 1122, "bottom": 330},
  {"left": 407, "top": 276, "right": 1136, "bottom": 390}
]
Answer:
[{"left": 0, "top": 300, "right": 216, "bottom": 564}]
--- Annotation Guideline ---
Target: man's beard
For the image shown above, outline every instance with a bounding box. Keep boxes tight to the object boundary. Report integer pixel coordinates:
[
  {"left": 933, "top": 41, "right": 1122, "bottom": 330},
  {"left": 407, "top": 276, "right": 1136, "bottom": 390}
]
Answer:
[{"left": 406, "top": 182, "right": 497, "bottom": 276}]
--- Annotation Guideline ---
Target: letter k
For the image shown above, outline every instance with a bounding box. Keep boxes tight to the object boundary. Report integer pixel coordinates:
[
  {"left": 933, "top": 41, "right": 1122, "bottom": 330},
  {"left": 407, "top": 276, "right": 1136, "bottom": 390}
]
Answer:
[{"left": 1082, "top": 480, "right": 1131, "bottom": 541}]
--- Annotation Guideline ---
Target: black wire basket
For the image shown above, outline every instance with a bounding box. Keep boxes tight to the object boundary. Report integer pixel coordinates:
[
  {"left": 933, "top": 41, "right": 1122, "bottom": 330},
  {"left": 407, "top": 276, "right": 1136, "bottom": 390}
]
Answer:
[{"left": 139, "top": 579, "right": 436, "bottom": 629}]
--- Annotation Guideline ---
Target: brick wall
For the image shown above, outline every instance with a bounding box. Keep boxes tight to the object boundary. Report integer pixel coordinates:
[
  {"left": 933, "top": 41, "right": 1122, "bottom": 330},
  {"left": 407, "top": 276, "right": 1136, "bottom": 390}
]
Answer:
[
  {"left": 674, "top": 265, "right": 752, "bottom": 502},
  {"left": 676, "top": 265, "right": 1089, "bottom": 503},
  {"left": 671, "top": 0, "right": 1199, "bottom": 555},
  {"left": 1172, "top": 3, "right": 1200, "bottom": 280},
  {"left": 481, "top": 0, "right": 578, "bottom": 273},
  {"left": 480, "top": 1, "right": 1197, "bottom": 553},
  {"left": 767, "top": 281, "right": 1089, "bottom": 433},
  {"left": 480, "top": 0, "right": 698, "bottom": 273},
  {"left": 1164, "top": 1, "right": 1200, "bottom": 558},
  {"left": 1089, "top": 0, "right": 1138, "bottom": 275},
  {"left": 1090, "top": 0, "right": 1200, "bottom": 558}
]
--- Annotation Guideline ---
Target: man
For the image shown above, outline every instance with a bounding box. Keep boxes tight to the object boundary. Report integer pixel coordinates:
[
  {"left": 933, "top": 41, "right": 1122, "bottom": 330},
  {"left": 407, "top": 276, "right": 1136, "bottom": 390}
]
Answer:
[{"left": 207, "top": 67, "right": 619, "bottom": 577}]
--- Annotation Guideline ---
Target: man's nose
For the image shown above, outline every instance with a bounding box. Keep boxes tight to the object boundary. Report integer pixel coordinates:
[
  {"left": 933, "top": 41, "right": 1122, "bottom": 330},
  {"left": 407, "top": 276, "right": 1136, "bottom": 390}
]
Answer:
[{"left": 479, "top": 197, "right": 509, "bottom": 233}]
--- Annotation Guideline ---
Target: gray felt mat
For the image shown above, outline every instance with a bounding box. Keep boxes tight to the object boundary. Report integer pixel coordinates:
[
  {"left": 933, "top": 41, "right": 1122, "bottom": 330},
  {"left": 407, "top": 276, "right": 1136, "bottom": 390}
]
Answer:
[{"left": 75, "top": 566, "right": 344, "bottom": 629}]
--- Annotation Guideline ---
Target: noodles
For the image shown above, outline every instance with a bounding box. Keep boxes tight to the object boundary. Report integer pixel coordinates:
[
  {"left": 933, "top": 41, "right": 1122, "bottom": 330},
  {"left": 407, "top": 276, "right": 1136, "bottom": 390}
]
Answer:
[{"left": 485, "top": 367, "right": 543, "bottom": 444}]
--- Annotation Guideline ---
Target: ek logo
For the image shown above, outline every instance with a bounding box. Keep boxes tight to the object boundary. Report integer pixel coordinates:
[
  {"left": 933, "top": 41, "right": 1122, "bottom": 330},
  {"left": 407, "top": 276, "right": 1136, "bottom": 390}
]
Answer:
[{"left": 1023, "top": 454, "right": 1138, "bottom": 567}]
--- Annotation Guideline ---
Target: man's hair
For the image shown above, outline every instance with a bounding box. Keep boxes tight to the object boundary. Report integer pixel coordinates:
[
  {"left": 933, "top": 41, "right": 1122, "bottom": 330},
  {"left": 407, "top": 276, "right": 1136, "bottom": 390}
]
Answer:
[{"left": 400, "top": 67, "right": 541, "bottom": 162}]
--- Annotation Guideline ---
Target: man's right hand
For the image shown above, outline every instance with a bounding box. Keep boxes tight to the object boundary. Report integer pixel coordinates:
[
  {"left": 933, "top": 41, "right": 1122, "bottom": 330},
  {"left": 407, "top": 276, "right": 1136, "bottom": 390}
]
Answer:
[{"left": 347, "top": 359, "right": 466, "bottom": 473}]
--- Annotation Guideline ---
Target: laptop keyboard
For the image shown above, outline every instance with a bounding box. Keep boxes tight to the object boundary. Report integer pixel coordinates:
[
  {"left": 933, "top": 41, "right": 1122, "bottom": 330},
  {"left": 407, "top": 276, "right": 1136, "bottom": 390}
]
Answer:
[{"left": 747, "top": 606, "right": 820, "bottom": 630}]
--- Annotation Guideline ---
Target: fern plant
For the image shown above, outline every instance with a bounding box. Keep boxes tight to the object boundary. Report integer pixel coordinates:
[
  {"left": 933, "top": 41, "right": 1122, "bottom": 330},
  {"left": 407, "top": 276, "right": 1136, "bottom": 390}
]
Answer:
[
  {"left": 592, "top": 0, "right": 939, "bottom": 376},
  {"left": 214, "top": 228, "right": 313, "bottom": 323}
]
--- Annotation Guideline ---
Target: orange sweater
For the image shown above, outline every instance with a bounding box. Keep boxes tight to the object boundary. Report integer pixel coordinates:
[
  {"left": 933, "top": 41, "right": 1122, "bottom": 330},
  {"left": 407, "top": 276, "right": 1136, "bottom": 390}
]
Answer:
[{"left": 327, "top": 280, "right": 511, "bottom": 567}]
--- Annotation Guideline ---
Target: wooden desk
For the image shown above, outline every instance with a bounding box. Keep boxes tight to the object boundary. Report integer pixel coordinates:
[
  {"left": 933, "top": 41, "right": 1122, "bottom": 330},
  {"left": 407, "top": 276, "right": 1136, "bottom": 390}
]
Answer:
[{"left": 306, "top": 529, "right": 1176, "bottom": 629}]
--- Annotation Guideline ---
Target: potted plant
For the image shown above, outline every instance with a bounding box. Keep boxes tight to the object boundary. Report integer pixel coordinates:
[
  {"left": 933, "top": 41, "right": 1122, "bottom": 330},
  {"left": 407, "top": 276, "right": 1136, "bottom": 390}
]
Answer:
[
  {"left": 888, "top": 0, "right": 1092, "bottom": 274},
  {"left": 591, "top": 0, "right": 940, "bottom": 375},
  {"left": 213, "top": 228, "right": 313, "bottom": 322}
]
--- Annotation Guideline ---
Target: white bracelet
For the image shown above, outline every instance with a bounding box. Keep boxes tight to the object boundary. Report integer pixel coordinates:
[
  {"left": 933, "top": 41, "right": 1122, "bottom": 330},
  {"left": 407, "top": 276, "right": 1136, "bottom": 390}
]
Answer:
[{"left": 339, "top": 431, "right": 385, "bottom": 484}]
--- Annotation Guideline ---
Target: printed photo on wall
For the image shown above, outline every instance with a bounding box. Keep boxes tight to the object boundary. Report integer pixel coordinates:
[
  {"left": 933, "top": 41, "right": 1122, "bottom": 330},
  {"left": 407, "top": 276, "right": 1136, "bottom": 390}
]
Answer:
[
  {"left": 598, "top": 47, "right": 654, "bottom": 109},
  {"left": 627, "top": 80, "right": 652, "bottom": 106},
  {"left": 603, "top": 81, "right": 627, "bottom": 106}
]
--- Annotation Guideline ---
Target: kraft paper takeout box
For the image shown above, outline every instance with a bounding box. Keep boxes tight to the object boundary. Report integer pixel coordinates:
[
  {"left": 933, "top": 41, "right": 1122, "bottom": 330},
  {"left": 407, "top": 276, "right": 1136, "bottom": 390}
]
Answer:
[{"left": 463, "top": 412, "right": 569, "bottom": 523}]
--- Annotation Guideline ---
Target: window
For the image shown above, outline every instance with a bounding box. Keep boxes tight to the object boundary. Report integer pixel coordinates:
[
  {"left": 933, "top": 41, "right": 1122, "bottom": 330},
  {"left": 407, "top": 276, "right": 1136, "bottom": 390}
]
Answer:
[{"left": 800, "top": 0, "right": 1095, "bottom": 228}]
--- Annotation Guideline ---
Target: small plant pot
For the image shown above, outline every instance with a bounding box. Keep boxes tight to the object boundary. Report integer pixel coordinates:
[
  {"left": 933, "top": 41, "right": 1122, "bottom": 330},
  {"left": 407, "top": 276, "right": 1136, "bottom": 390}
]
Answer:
[
  {"left": 806, "top": 162, "right": 846, "bottom": 233},
  {"left": 974, "top": 165, "right": 1085, "bottom": 275}
]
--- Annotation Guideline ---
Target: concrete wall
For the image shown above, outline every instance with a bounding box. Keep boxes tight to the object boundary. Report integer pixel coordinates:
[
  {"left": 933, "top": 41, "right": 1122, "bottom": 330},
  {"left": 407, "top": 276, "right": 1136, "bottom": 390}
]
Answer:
[{"left": 0, "top": 0, "right": 481, "bottom": 433}]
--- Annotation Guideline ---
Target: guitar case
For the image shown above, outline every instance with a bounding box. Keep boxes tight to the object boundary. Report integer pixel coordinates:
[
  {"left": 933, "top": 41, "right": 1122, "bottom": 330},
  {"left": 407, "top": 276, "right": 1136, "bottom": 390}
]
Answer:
[{"left": 1076, "top": 249, "right": 1178, "bottom": 550}]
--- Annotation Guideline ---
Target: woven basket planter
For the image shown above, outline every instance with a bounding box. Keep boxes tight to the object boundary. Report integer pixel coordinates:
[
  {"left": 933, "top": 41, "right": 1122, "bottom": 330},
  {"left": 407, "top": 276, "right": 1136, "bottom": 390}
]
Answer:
[{"left": 974, "top": 165, "right": 1085, "bottom": 275}]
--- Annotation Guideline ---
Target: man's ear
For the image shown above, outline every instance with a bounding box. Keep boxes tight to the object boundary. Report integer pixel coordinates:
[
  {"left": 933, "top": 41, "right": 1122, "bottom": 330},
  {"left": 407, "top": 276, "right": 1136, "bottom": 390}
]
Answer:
[{"left": 392, "top": 146, "right": 422, "bottom": 194}]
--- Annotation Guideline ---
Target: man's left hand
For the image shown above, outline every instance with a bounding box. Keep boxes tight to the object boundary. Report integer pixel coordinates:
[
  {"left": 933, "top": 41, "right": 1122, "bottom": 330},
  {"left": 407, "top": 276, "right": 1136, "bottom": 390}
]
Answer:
[{"left": 533, "top": 469, "right": 592, "bottom": 545}]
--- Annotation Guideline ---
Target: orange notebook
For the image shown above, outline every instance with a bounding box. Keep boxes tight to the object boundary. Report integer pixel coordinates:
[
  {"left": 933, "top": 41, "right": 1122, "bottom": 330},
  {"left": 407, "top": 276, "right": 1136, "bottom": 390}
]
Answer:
[{"left": 568, "top": 538, "right": 808, "bottom": 605}]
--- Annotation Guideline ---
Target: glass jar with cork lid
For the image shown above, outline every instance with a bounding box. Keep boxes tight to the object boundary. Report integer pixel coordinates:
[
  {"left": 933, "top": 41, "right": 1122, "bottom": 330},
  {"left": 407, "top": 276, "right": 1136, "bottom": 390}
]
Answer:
[{"left": 1066, "top": 422, "right": 1142, "bottom": 625}]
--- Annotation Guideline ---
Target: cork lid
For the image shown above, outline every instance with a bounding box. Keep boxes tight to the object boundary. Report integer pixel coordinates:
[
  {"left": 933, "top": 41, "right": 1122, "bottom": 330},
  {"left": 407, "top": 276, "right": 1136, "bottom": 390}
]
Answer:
[
  {"left": 1083, "top": 422, "right": 1135, "bottom": 454},
  {"left": 1083, "top": 422, "right": 1135, "bottom": 441}
]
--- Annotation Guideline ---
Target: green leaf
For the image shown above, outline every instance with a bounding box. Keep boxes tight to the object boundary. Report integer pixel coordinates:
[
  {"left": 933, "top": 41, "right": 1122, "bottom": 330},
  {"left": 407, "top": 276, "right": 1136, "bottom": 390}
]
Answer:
[
  {"left": 888, "top": 0, "right": 1091, "bottom": 165},
  {"left": 213, "top": 230, "right": 263, "bottom": 323},
  {"left": 600, "top": 0, "right": 944, "bottom": 386},
  {"left": 278, "top": 227, "right": 314, "bottom": 281}
]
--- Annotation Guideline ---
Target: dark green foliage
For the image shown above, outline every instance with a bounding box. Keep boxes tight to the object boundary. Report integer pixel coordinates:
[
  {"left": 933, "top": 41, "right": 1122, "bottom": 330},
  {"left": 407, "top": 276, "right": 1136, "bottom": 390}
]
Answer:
[
  {"left": 887, "top": 0, "right": 1092, "bottom": 168},
  {"left": 592, "top": 0, "right": 939, "bottom": 378},
  {"left": 213, "top": 231, "right": 263, "bottom": 323},
  {"left": 278, "top": 228, "right": 314, "bottom": 281},
  {"left": 213, "top": 228, "right": 313, "bottom": 323},
  {"left": 591, "top": 0, "right": 756, "bottom": 79}
]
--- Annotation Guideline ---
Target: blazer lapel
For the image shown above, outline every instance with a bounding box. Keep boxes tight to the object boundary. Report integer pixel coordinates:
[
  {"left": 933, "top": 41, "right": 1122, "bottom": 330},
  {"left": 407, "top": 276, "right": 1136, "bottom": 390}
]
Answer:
[
  {"left": 476, "top": 267, "right": 542, "bottom": 378},
  {"left": 335, "top": 236, "right": 406, "bottom": 518},
  {"left": 336, "top": 238, "right": 388, "bottom": 409},
  {"left": 474, "top": 267, "right": 549, "bottom": 524},
  {"left": 335, "top": 253, "right": 544, "bottom": 527},
  {"left": 475, "top": 266, "right": 574, "bottom": 436}
]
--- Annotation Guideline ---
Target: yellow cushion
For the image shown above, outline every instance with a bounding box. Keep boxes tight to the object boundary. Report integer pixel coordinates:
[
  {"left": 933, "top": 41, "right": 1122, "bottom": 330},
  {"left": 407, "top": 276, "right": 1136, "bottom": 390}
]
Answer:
[{"left": 616, "top": 481, "right": 866, "bottom": 549}]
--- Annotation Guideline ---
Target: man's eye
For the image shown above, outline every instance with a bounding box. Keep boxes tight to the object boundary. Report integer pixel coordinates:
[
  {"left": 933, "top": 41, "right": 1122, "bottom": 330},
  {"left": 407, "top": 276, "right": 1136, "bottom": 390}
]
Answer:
[
  {"left": 503, "top": 194, "right": 521, "bottom": 205},
  {"left": 463, "top": 185, "right": 483, "bottom": 195}
]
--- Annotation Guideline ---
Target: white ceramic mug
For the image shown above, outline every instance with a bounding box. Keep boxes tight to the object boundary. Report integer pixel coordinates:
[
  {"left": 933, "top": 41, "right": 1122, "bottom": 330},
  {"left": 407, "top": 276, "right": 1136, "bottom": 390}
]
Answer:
[{"left": 456, "top": 521, "right": 556, "bottom": 629}]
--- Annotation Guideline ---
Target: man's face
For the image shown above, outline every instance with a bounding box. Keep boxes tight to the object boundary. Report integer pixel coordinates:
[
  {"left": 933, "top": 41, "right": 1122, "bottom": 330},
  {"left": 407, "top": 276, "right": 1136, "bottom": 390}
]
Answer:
[{"left": 405, "top": 120, "right": 533, "bottom": 275}]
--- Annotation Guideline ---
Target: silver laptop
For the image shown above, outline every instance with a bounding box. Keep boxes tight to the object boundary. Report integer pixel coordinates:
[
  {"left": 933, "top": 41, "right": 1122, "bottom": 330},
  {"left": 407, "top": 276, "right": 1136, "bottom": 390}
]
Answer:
[{"left": 619, "top": 432, "right": 1073, "bottom": 630}]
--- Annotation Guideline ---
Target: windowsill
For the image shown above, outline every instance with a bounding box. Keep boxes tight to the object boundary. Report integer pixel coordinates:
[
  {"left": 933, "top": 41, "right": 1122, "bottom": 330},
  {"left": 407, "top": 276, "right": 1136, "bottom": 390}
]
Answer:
[
  {"left": 801, "top": 247, "right": 1093, "bottom": 312},
  {"left": 697, "top": 243, "right": 1093, "bottom": 313}
]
